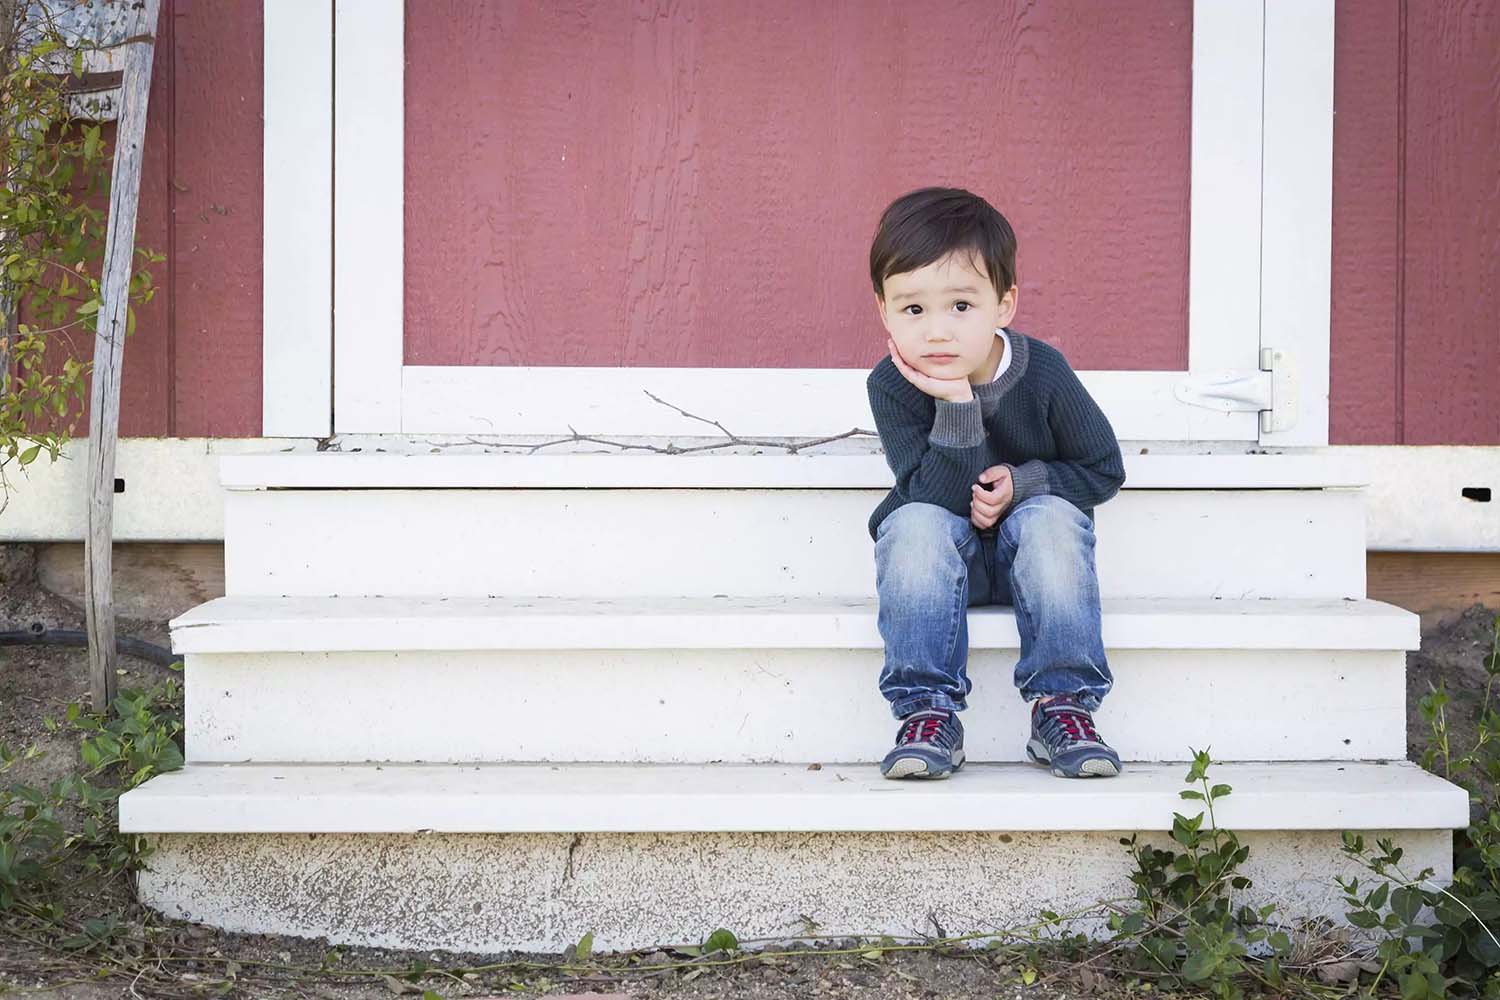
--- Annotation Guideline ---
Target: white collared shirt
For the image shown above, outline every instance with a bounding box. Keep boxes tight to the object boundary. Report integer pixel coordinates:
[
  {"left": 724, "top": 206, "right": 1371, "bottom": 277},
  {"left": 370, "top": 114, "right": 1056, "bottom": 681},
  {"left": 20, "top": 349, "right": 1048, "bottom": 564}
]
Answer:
[{"left": 989, "top": 328, "right": 1012, "bottom": 382}]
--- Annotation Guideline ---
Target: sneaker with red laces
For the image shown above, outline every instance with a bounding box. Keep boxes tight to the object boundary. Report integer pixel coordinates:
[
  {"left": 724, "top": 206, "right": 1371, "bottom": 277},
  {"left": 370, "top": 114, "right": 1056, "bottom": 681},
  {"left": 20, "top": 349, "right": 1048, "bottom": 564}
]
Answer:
[
  {"left": 880, "top": 707, "right": 965, "bottom": 779},
  {"left": 1026, "top": 694, "right": 1122, "bottom": 778}
]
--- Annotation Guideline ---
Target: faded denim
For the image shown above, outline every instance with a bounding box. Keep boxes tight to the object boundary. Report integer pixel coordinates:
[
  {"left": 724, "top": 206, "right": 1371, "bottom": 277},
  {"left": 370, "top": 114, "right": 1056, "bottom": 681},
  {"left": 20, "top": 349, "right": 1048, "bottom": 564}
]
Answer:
[{"left": 873, "top": 495, "right": 1113, "bottom": 718}]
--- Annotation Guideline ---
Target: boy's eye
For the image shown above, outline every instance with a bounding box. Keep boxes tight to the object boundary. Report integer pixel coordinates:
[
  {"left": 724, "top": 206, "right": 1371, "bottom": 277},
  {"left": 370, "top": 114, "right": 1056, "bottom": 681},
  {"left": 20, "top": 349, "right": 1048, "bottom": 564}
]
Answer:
[{"left": 955, "top": 301, "right": 971, "bottom": 312}]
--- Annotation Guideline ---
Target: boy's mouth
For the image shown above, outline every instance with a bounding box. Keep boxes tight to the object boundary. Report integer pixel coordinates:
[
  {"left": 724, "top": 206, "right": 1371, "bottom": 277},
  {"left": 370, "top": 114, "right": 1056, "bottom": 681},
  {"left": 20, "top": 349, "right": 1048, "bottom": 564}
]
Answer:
[{"left": 924, "top": 353, "right": 960, "bottom": 361}]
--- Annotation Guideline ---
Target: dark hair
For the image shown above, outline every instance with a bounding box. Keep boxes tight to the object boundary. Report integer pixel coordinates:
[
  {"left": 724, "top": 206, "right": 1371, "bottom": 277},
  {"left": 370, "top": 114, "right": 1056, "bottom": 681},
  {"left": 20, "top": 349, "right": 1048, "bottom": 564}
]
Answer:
[{"left": 869, "top": 186, "right": 1018, "bottom": 302}]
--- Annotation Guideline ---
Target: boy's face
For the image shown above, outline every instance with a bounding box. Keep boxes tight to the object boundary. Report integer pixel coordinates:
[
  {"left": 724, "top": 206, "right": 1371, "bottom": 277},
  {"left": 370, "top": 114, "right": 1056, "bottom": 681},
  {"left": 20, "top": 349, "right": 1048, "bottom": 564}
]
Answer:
[{"left": 875, "top": 250, "right": 1018, "bottom": 382}]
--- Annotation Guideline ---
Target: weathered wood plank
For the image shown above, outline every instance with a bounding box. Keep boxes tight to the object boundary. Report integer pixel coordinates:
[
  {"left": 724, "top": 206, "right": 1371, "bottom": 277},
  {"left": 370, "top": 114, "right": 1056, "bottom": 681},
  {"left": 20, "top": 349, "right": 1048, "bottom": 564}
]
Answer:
[{"left": 86, "top": 0, "right": 162, "bottom": 709}]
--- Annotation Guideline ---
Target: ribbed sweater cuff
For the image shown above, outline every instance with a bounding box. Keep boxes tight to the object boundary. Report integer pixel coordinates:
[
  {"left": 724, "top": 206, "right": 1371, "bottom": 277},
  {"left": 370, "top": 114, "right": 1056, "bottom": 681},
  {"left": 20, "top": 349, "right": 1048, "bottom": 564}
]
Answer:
[
  {"left": 929, "top": 398, "right": 984, "bottom": 448},
  {"left": 1005, "top": 460, "right": 1050, "bottom": 506}
]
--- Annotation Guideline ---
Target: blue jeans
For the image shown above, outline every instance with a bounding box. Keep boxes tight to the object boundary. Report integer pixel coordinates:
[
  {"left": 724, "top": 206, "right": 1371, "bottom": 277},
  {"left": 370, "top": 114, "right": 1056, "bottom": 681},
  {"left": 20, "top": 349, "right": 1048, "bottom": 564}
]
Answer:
[{"left": 873, "top": 496, "right": 1112, "bottom": 718}]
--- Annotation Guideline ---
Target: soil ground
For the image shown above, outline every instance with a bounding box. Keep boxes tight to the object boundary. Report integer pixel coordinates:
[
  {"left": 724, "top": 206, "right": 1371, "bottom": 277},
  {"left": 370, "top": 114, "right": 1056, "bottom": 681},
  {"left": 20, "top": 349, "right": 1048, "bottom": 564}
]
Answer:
[{"left": 2, "top": 542, "right": 1496, "bottom": 998}]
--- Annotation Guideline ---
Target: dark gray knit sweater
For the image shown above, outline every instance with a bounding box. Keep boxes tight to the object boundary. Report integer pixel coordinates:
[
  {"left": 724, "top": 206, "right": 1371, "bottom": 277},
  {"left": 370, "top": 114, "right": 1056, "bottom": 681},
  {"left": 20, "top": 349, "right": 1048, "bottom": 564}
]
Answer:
[{"left": 866, "top": 328, "right": 1126, "bottom": 541}]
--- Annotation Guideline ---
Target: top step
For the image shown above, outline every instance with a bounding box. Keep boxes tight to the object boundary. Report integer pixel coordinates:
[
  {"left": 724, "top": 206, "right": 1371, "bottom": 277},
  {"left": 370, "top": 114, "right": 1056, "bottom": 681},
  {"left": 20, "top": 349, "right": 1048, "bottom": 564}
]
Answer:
[
  {"left": 219, "top": 453, "right": 1373, "bottom": 601},
  {"left": 219, "top": 452, "right": 1371, "bottom": 490}
]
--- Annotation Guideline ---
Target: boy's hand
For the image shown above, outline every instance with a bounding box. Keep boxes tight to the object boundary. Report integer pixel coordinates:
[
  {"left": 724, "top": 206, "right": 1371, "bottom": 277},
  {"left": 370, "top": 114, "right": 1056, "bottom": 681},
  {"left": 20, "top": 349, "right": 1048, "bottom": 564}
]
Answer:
[
  {"left": 971, "top": 465, "right": 1014, "bottom": 530},
  {"left": 888, "top": 339, "right": 974, "bottom": 403}
]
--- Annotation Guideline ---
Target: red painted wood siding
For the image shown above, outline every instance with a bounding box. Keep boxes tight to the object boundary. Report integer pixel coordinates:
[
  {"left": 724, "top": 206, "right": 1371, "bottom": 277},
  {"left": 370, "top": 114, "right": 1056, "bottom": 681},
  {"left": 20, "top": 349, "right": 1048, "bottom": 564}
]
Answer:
[
  {"left": 74, "top": 1, "right": 1492, "bottom": 443},
  {"left": 54, "top": 0, "right": 263, "bottom": 439},
  {"left": 1332, "top": 1, "right": 1499, "bottom": 445},
  {"left": 403, "top": 0, "right": 1195, "bottom": 373}
]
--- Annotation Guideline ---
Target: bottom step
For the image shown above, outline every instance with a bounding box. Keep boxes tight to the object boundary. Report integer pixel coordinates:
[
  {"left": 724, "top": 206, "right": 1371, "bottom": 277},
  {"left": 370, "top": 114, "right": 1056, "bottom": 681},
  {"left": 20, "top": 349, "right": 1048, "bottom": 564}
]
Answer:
[{"left": 122, "top": 762, "right": 1464, "bottom": 953}]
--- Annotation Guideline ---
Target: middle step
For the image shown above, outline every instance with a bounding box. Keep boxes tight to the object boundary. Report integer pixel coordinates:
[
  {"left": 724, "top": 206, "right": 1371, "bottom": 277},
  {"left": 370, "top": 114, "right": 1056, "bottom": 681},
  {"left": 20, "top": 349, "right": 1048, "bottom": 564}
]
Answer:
[{"left": 173, "top": 595, "right": 1415, "bottom": 764}]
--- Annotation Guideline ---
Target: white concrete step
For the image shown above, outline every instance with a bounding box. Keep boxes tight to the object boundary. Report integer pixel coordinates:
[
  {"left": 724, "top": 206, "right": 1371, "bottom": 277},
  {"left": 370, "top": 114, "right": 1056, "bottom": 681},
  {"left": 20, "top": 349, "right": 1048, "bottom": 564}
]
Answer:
[
  {"left": 220, "top": 453, "right": 1369, "bottom": 600},
  {"left": 173, "top": 595, "right": 1416, "bottom": 763},
  {"left": 120, "top": 760, "right": 1468, "bottom": 833},
  {"left": 119, "top": 760, "right": 1464, "bottom": 953},
  {"left": 174, "top": 594, "right": 1418, "bottom": 652}
]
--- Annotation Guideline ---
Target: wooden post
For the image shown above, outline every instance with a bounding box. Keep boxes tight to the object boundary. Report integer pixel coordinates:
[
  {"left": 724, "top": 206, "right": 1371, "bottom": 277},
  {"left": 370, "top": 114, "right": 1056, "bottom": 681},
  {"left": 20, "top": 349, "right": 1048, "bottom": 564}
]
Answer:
[{"left": 84, "top": 0, "right": 161, "bottom": 711}]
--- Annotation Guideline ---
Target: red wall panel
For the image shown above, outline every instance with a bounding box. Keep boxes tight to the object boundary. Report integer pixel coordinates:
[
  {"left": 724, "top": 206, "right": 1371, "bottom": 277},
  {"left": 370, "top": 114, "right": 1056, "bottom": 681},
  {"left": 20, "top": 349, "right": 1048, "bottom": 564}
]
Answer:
[
  {"left": 59, "top": 0, "right": 263, "bottom": 438},
  {"left": 1331, "top": 0, "right": 1499, "bottom": 445},
  {"left": 403, "top": 0, "right": 1194, "bottom": 372}
]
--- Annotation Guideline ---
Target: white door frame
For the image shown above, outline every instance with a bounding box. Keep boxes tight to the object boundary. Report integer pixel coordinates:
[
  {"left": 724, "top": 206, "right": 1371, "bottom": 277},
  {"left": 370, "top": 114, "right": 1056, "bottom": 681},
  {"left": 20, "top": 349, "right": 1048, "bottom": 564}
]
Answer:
[{"left": 263, "top": 0, "right": 1332, "bottom": 445}]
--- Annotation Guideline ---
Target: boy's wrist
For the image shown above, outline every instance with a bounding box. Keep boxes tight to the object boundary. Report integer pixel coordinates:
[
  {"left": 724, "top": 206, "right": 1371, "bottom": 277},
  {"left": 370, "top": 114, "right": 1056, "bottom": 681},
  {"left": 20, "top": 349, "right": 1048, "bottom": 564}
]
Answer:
[{"left": 930, "top": 395, "right": 984, "bottom": 447}]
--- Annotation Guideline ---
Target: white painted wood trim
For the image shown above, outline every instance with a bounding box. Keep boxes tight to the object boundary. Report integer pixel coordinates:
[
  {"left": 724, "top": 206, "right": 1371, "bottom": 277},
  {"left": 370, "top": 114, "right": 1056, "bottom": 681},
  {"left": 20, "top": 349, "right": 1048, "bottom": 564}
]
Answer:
[
  {"left": 331, "top": 0, "right": 403, "bottom": 433},
  {"left": 262, "top": 0, "right": 332, "bottom": 437},
  {"left": 167, "top": 595, "right": 1419, "bottom": 654},
  {"left": 401, "top": 366, "right": 1261, "bottom": 440},
  {"left": 118, "top": 760, "right": 1470, "bottom": 834},
  {"left": 215, "top": 452, "right": 1370, "bottom": 490},
  {"left": 1188, "top": 0, "right": 1263, "bottom": 373},
  {"left": 1259, "top": 0, "right": 1335, "bottom": 446}
]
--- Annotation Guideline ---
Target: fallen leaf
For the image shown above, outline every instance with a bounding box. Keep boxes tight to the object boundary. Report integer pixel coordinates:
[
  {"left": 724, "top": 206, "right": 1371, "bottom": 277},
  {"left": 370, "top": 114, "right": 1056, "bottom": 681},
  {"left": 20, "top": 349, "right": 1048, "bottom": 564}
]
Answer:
[
  {"left": 1079, "top": 965, "right": 1099, "bottom": 992},
  {"left": 1314, "top": 960, "right": 1362, "bottom": 984},
  {"left": 381, "top": 973, "right": 422, "bottom": 994}
]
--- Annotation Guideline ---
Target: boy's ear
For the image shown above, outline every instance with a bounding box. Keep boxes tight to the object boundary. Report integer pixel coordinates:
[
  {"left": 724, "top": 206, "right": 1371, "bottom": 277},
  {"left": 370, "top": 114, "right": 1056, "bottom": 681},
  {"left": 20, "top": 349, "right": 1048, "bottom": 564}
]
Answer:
[{"left": 996, "top": 284, "right": 1019, "bottom": 326}]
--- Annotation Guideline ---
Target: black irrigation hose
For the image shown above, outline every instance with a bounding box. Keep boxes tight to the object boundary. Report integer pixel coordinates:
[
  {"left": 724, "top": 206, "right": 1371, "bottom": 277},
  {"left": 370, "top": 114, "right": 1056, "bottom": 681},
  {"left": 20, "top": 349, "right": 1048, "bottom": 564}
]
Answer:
[{"left": 0, "top": 622, "right": 178, "bottom": 667}]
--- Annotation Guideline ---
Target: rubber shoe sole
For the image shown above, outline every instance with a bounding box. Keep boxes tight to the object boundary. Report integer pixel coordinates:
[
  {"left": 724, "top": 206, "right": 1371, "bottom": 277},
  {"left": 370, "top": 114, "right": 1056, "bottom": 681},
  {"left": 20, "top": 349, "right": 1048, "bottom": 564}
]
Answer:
[
  {"left": 1026, "top": 739, "right": 1122, "bottom": 778},
  {"left": 881, "top": 747, "right": 966, "bottom": 780}
]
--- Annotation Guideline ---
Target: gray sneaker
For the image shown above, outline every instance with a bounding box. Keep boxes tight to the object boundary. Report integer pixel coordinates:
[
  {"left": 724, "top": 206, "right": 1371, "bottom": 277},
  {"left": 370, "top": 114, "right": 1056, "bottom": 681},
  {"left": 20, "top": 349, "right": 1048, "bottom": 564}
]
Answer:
[
  {"left": 1026, "top": 694, "right": 1122, "bottom": 778},
  {"left": 880, "top": 708, "right": 965, "bottom": 779}
]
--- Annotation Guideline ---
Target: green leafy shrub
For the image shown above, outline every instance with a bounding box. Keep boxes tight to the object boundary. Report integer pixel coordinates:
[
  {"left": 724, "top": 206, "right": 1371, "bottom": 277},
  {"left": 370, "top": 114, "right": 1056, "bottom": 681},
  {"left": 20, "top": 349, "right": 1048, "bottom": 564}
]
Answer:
[
  {"left": 1109, "top": 748, "right": 1290, "bottom": 1000},
  {"left": 1339, "top": 612, "right": 1500, "bottom": 998},
  {"left": 0, "top": 670, "right": 183, "bottom": 921}
]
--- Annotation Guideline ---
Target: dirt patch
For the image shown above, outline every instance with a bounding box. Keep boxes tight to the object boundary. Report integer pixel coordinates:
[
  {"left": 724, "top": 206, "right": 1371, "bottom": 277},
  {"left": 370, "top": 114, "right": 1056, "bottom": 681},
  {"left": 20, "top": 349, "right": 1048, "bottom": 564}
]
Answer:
[
  {"left": 0, "top": 543, "right": 1492, "bottom": 997},
  {"left": 1406, "top": 602, "right": 1500, "bottom": 754}
]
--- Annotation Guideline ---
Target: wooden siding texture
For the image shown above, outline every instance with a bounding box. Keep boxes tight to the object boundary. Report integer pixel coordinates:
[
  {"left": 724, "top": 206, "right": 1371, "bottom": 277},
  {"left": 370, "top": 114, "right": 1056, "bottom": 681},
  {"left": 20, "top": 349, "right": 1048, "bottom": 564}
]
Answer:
[
  {"left": 1332, "top": 1, "right": 1498, "bottom": 444},
  {"left": 43, "top": 0, "right": 264, "bottom": 439},
  {"left": 403, "top": 0, "right": 1195, "bottom": 372}
]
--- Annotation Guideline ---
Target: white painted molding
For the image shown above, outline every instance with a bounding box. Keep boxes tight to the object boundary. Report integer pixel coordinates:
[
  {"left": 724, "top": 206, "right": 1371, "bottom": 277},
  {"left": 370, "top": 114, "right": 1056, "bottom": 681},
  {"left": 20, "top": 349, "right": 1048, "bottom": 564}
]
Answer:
[
  {"left": 1260, "top": 0, "right": 1335, "bottom": 446},
  {"left": 1188, "top": 0, "right": 1263, "bottom": 374},
  {"left": 0, "top": 439, "right": 319, "bottom": 542},
  {"left": 119, "top": 760, "right": 1469, "bottom": 834},
  {"left": 262, "top": 0, "right": 332, "bottom": 437},
  {"left": 332, "top": 0, "right": 403, "bottom": 433}
]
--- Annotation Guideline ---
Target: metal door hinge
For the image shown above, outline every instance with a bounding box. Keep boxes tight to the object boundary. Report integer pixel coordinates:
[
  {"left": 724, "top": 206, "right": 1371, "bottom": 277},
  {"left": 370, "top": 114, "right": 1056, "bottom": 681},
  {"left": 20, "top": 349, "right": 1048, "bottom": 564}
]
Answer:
[{"left": 1173, "top": 348, "right": 1298, "bottom": 433}]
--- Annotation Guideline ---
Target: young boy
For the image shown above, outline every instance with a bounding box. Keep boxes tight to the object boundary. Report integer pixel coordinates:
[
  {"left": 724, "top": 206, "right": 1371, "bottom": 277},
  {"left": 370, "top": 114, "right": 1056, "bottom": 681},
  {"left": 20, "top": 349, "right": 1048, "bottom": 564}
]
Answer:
[{"left": 865, "top": 186, "right": 1127, "bottom": 781}]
